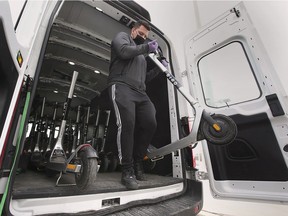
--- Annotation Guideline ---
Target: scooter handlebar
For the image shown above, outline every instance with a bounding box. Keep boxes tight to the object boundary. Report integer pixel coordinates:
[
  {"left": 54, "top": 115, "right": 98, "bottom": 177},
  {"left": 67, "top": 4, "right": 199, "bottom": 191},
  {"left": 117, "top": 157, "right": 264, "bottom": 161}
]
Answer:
[{"left": 148, "top": 53, "right": 168, "bottom": 73}]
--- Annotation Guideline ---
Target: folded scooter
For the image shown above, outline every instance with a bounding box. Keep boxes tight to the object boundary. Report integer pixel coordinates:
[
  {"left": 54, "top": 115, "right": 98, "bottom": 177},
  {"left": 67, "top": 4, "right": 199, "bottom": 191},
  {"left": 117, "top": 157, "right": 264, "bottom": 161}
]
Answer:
[{"left": 147, "top": 51, "right": 238, "bottom": 160}]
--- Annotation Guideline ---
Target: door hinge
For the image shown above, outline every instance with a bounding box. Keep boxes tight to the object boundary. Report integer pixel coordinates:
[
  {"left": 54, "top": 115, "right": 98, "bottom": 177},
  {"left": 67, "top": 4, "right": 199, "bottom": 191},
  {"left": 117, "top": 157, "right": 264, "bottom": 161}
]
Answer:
[
  {"left": 187, "top": 170, "right": 209, "bottom": 181},
  {"left": 195, "top": 171, "right": 209, "bottom": 181}
]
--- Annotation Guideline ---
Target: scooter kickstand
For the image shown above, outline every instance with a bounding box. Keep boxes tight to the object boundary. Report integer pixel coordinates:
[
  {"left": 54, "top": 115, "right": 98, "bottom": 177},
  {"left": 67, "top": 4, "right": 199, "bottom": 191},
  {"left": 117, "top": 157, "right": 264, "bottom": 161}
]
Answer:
[{"left": 56, "top": 171, "right": 76, "bottom": 187}]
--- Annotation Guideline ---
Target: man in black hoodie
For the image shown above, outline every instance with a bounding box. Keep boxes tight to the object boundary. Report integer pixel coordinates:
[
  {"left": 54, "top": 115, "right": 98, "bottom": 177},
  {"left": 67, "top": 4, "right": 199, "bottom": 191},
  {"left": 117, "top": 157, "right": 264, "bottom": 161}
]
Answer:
[{"left": 107, "top": 20, "right": 161, "bottom": 190}]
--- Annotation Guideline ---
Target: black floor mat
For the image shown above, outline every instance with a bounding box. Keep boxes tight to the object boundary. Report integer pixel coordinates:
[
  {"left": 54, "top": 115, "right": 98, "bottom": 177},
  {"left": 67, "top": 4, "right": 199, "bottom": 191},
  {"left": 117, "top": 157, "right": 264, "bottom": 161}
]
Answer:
[{"left": 12, "top": 170, "right": 183, "bottom": 199}]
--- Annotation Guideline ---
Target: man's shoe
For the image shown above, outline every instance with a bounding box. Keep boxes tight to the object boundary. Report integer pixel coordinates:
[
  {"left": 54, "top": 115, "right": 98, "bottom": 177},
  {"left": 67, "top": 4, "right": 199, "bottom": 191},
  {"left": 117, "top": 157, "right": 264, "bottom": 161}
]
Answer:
[
  {"left": 121, "top": 168, "right": 139, "bottom": 190},
  {"left": 134, "top": 161, "right": 147, "bottom": 181}
]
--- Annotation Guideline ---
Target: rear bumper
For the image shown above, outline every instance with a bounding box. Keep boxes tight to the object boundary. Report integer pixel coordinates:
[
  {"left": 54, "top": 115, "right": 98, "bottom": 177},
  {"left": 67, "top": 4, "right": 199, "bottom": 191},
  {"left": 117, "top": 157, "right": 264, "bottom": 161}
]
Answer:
[{"left": 91, "top": 179, "right": 203, "bottom": 216}]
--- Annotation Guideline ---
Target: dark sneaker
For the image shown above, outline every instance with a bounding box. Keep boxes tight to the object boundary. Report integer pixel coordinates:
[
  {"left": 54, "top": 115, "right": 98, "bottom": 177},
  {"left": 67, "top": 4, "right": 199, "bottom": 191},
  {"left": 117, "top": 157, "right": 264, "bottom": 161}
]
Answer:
[
  {"left": 134, "top": 161, "right": 147, "bottom": 181},
  {"left": 121, "top": 168, "right": 138, "bottom": 190}
]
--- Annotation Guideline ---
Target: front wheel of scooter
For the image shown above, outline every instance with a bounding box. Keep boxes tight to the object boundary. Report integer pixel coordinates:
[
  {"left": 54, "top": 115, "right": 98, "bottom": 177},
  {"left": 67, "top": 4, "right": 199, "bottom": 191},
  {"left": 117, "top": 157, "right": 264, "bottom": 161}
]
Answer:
[
  {"left": 200, "top": 114, "right": 237, "bottom": 145},
  {"left": 75, "top": 150, "right": 98, "bottom": 190}
]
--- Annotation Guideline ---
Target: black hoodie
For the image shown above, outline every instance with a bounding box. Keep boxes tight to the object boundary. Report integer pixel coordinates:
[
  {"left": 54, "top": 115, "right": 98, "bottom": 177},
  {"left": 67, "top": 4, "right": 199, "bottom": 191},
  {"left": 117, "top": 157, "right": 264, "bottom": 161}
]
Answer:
[{"left": 108, "top": 31, "right": 159, "bottom": 92}]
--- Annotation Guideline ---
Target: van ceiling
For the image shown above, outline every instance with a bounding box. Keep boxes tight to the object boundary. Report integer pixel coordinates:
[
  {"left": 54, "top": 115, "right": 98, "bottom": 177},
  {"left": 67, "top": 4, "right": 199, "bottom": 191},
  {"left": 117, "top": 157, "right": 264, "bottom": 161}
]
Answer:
[{"left": 37, "top": 1, "right": 131, "bottom": 109}]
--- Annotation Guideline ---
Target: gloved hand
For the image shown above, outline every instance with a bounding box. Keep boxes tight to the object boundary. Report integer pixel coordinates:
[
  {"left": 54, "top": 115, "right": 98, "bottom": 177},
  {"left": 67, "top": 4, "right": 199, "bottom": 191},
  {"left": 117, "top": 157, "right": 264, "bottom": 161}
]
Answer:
[
  {"left": 148, "top": 40, "right": 158, "bottom": 53},
  {"left": 161, "top": 59, "right": 169, "bottom": 68}
]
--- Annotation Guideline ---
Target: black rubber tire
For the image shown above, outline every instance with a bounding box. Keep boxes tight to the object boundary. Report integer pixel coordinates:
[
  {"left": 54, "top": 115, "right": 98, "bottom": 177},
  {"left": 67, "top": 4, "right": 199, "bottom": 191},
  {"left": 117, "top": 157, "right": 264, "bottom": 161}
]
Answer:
[
  {"left": 107, "top": 153, "right": 118, "bottom": 172},
  {"left": 95, "top": 125, "right": 105, "bottom": 152},
  {"left": 30, "top": 151, "right": 45, "bottom": 171},
  {"left": 75, "top": 148, "right": 98, "bottom": 190},
  {"left": 201, "top": 114, "right": 237, "bottom": 145},
  {"left": 30, "top": 151, "right": 42, "bottom": 163},
  {"left": 99, "top": 154, "right": 109, "bottom": 172}
]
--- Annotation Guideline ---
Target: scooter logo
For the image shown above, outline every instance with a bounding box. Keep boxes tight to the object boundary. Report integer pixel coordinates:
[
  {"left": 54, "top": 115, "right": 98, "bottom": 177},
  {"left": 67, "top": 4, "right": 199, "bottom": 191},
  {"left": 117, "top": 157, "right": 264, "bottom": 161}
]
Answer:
[{"left": 166, "top": 73, "right": 178, "bottom": 86}]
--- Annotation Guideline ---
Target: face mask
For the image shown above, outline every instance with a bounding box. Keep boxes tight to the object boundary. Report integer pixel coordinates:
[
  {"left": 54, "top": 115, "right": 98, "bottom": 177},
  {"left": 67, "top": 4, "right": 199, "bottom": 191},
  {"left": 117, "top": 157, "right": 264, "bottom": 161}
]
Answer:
[{"left": 133, "top": 34, "right": 145, "bottom": 45}]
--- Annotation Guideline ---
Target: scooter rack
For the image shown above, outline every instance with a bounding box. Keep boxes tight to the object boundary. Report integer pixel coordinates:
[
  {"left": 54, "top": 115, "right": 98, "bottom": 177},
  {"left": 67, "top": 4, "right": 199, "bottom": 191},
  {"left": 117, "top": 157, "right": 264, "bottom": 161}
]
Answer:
[{"left": 147, "top": 51, "right": 238, "bottom": 160}]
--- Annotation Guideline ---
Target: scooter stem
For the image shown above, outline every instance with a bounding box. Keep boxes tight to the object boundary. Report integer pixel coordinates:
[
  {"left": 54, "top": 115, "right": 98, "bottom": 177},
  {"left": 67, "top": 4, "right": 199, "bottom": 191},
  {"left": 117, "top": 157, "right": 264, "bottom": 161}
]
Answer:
[
  {"left": 148, "top": 53, "right": 200, "bottom": 108},
  {"left": 147, "top": 53, "right": 204, "bottom": 159},
  {"left": 48, "top": 71, "right": 79, "bottom": 171}
]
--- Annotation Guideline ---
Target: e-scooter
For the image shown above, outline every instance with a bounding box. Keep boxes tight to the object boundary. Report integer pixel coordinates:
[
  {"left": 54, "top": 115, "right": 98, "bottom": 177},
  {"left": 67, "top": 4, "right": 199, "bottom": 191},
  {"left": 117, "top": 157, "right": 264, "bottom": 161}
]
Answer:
[
  {"left": 147, "top": 51, "right": 237, "bottom": 160},
  {"left": 30, "top": 97, "right": 47, "bottom": 169},
  {"left": 46, "top": 71, "right": 98, "bottom": 190}
]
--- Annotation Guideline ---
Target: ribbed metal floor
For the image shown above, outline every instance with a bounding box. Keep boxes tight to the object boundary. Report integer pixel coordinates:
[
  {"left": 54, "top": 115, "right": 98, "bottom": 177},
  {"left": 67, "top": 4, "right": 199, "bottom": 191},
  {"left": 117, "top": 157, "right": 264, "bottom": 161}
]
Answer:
[{"left": 12, "top": 170, "right": 183, "bottom": 199}]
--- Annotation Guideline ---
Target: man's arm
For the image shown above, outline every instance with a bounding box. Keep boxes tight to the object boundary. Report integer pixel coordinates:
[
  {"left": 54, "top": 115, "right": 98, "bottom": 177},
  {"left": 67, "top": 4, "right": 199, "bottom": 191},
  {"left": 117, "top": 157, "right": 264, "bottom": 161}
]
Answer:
[{"left": 112, "top": 32, "right": 149, "bottom": 59}]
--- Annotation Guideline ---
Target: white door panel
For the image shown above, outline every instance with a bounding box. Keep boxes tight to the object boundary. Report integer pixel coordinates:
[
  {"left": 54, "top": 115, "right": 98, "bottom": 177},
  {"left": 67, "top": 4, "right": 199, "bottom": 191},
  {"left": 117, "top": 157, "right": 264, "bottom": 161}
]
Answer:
[{"left": 185, "top": 2, "right": 288, "bottom": 202}]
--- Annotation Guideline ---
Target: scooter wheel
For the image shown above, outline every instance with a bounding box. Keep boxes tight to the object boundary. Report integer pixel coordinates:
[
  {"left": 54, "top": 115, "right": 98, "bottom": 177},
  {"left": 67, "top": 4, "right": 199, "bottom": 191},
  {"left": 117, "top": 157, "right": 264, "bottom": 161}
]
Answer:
[
  {"left": 75, "top": 149, "right": 98, "bottom": 190},
  {"left": 201, "top": 114, "right": 237, "bottom": 145},
  {"left": 107, "top": 153, "right": 118, "bottom": 172},
  {"left": 99, "top": 154, "right": 109, "bottom": 172},
  {"left": 30, "top": 151, "right": 45, "bottom": 171}
]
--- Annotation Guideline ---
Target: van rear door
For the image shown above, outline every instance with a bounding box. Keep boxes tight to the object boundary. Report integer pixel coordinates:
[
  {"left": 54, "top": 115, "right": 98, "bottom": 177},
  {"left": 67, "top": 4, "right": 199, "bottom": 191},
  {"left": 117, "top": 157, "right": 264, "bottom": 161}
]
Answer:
[
  {"left": 185, "top": 2, "right": 288, "bottom": 202},
  {"left": 0, "top": 1, "right": 25, "bottom": 169}
]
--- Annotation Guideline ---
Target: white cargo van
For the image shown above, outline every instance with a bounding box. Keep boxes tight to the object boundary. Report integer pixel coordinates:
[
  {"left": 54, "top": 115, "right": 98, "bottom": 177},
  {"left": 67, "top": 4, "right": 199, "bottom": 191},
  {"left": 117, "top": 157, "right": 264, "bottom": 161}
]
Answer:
[{"left": 0, "top": 1, "right": 287, "bottom": 215}]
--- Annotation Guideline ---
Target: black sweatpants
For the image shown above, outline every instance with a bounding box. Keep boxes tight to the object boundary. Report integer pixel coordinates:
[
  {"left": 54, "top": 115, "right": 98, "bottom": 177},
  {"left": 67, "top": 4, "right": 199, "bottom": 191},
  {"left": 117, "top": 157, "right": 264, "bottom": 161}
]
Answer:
[{"left": 108, "top": 83, "right": 157, "bottom": 170}]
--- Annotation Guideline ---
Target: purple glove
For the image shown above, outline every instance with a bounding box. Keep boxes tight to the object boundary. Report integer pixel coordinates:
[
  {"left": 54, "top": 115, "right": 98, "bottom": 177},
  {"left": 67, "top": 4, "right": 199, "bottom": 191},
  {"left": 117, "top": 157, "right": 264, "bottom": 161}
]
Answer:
[
  {"left": 161, "top": 59, "right": 169, "bottom": 68},
  {"left": 148, "top": 40, "right": 158, "bottom": 53}
]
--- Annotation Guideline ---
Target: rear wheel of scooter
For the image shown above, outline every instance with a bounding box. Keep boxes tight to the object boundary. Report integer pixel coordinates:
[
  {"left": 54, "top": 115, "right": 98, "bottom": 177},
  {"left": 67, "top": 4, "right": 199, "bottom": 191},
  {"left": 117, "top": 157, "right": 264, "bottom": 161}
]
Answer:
[
  {"left": 201, "top": 114, "right": 237, "bottom": 145},
  {"left": 99, "top": 153, "right": 109, "bottom": 172},
  {"left": 75, "top": 150, "right": 98, "bottom": 190},
  {"left": 107, "top": 153, "right": 118, "bottom": 172},
  {"left": 30, "top": 151, "right": 45, "bottom": 171}
]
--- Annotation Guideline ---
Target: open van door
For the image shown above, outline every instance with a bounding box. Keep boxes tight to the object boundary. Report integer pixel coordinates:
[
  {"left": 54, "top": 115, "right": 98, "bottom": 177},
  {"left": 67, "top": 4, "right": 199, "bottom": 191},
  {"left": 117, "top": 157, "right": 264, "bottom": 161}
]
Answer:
[
  {"left": 185, "top": 2, "right": 288, "bottom": 202},
  {"left": 0, "top": 1, "right": 25, "bottom": 167},
  {"left": 0, "top": 2, "right": 29, "bottom": 213}
]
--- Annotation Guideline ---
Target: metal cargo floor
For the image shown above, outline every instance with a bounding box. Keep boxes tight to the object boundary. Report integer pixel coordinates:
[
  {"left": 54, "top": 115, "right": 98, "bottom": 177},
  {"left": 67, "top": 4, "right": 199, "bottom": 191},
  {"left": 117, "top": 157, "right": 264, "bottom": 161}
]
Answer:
[{"left": 12, "top": 170, "right": 183, "bottom": 199}]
